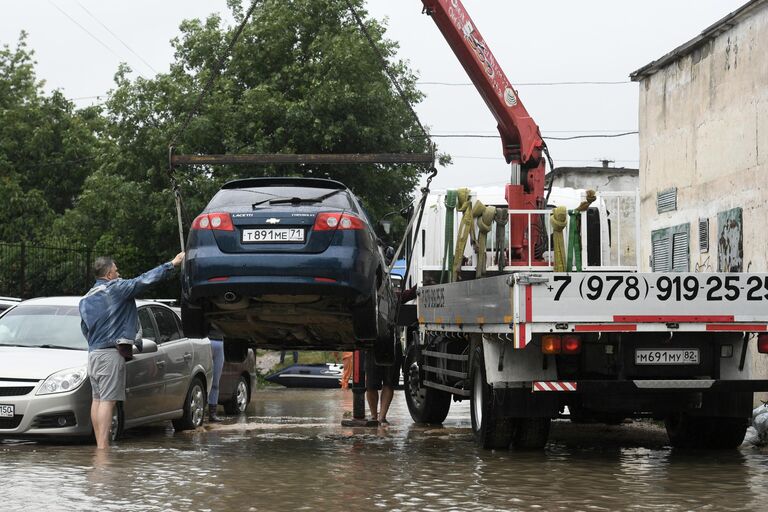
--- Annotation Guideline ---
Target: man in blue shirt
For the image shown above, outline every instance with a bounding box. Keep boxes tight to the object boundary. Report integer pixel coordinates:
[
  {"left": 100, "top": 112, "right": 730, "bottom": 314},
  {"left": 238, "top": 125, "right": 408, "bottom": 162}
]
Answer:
[{"left": 80, "top": 252, "right": 184, "bottom": 449}]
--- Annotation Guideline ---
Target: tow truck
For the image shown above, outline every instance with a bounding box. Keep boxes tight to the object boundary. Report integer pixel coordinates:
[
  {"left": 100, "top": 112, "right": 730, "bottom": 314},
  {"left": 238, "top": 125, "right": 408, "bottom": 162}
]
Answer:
[{"left": 398, "top": 0, "right": 768, "bottom": 449}]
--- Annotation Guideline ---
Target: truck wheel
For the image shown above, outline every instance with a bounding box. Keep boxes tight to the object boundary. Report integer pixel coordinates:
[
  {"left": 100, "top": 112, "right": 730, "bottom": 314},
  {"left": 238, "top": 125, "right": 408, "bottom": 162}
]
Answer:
[
  {"left": 403, "top": 343, "right": 451, "bottom": 423},
  {"left": 470, "top": 345, "right": 514, "bottom": 449},
  {"left": 181, "top": 300, "right": 207, "bottom": 339},
  {"left": 665, "top": 414, "right": 747, "bottom": 449},
  {"left": 512, "top": 417, "right": 550, "bottom": 450}
]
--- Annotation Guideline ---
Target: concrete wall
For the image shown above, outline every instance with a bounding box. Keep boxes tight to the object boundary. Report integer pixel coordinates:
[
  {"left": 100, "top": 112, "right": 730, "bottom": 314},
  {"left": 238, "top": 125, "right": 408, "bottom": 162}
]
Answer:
[
  {"left": 637, "top": 5, "right": 768, "bottom": 272},
  {"left": 550, "top": 167, "right": 638, "bottom": 193}
]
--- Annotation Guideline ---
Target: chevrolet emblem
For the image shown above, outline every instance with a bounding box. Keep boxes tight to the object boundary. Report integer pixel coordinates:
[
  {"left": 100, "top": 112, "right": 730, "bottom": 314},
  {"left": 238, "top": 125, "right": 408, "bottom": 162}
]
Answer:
[{"left": 265, "top": 218, "right": 281, "bottom": 224}]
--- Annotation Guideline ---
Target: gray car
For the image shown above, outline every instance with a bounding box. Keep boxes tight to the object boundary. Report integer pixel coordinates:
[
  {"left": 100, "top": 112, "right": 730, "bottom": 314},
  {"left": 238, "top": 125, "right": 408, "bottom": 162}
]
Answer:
[{"left": 0, "top": 297, "right": 213, "bottom": 440}]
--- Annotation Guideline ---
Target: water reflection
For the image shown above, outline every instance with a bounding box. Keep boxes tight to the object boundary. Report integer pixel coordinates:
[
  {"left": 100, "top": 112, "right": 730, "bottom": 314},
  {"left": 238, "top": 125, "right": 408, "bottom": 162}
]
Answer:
[{"left": 2, "top": 388, "right": 768, "bottom": 511}]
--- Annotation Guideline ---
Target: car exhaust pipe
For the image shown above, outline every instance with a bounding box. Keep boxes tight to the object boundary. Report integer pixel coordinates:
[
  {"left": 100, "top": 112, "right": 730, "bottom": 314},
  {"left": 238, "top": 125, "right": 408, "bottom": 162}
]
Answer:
[{"left": 224, "top": 291, "right": 238, "bottom": 303}]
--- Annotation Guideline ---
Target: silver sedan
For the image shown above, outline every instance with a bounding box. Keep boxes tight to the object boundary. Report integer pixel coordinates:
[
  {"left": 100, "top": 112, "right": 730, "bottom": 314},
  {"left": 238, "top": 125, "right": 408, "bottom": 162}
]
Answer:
[{"left": 0, "top": 297, "right": 213, "bottom": 440}]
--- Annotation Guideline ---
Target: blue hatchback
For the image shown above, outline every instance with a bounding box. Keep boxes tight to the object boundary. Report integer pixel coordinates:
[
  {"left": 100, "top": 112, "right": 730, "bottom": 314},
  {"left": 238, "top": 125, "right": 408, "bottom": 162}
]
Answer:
[{"left": 181, "top": 178, "right": 397, "bottom": 359}]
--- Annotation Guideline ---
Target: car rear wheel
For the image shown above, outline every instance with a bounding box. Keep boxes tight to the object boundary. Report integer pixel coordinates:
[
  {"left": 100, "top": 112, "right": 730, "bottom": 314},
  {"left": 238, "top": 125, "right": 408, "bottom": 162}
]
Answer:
[
  {"left": 224, "top": 376, "right": 250, "bottom": 415},
  {"left": 181, "top": 300, "right": 207, "bottom": 339},
  {"left": 173, "top": 377, "right": 206, "bottom": 432}
]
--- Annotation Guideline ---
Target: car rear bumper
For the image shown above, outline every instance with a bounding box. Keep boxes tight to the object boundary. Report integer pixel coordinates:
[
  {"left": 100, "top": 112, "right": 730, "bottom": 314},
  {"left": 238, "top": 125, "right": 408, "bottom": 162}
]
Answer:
[
  {"left": 183, "top": 248, "right": 377, "bottom": 304},
  {"left": 0, "top": 383, "right": 92, "bottom": 438}
]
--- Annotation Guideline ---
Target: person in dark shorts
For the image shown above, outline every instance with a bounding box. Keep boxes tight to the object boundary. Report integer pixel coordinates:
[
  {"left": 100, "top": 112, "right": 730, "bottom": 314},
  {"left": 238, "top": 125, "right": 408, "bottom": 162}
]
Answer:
[{"left": 365, "top": 350, "right": 400, "bottom": 426}]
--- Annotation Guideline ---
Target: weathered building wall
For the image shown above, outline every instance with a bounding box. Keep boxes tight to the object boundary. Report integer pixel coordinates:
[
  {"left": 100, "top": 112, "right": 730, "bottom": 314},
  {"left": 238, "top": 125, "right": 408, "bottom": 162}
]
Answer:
[{"left": 637, "top": 5, "right": 768, "bottom": 272}]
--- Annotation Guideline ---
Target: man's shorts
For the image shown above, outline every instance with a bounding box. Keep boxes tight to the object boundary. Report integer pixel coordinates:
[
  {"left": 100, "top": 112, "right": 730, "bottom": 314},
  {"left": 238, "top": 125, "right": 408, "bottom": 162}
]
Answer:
[
  {"left": 88, "top": 348, "right": 126, "bottom": 401},
  {"left": 365, "top": 350, "right": 401, "bottom": 391}
]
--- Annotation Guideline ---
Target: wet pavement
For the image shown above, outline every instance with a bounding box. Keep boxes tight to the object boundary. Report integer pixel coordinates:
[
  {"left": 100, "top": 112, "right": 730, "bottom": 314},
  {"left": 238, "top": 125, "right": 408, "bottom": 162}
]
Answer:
[{"left": 3, "top": 388, "right": 768, "bottom": 511}]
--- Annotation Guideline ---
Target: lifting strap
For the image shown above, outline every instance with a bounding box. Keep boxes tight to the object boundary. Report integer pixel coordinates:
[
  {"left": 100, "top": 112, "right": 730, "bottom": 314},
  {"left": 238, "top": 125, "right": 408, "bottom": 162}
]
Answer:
[
  {"left": 473, "top": 201, "right": 496, "bottom": 278},
  {"left": 439, "top": 190, "right": 457, "bottom": 284},
  {"left": 452, "top": 188, "right": 473, "bottom": 281},
  {"left": 565, "top": 190, "right": 597, "bottom": 272},
  {"left": 494, "top": 207, "right": 508, "bottom": 270},
  {"left": 550, "top": 206, "right": 567, "bottom": 272}
]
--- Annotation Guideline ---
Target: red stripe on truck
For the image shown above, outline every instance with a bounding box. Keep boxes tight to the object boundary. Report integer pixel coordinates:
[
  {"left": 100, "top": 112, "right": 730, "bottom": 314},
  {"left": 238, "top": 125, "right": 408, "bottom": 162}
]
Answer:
[
  {"left": 525, "top": 285, "right": 533, "bottom": 323},
  {"left": 574, "top": 324, "right": 637, "bottom": 332},
  {"left": 706, "top": 324, "right": 767, "bottom": 331},
  {"left": 614, "top": 315, "right": 734, "bottom": 323}
]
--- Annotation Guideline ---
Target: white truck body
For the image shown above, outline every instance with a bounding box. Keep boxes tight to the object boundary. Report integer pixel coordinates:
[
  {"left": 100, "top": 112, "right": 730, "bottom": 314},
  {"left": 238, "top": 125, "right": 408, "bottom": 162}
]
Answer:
[{"left": 401, "top": 184, "right": 768, "bottom": 449}]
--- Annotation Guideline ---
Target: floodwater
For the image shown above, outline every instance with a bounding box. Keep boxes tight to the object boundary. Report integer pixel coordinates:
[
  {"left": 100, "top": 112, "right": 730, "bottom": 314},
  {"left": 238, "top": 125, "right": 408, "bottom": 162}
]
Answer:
[{"left": 3, "top": 388, "right": 768, "bottom": 511}]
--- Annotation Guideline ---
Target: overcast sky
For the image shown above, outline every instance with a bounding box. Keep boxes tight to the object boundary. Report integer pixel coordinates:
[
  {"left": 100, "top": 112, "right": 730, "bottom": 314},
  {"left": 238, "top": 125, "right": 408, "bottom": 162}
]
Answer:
[{"left": 1, "top": 0, "right": 749, "bottom": 190}]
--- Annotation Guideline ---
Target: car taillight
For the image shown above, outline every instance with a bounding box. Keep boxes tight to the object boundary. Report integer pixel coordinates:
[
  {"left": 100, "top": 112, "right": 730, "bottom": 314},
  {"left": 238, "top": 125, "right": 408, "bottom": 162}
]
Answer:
[
  {"left": 541, "top": 335, "right": 561, "bottom": 354},
  {"left": 313, "top": 212, "right": 364, "bottom": 231},
  {"left": 191, "top": 212, "right": 234, "bottom": 231},
  {"left": 562, "top": 335, "right": 582, "bottom": 354},
  {"left": 758, "top": 333, "right": 768, "bottom": 353}
]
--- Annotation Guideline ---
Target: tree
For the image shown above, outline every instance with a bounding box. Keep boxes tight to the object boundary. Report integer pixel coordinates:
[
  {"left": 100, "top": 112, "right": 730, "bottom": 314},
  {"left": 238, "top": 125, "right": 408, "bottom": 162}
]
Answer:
[
  {"left": 47, "top": 1, "right": 436, "bottom": 298},
  {"left": 0, "top": 34, "right": 104, "bottom": 220}
]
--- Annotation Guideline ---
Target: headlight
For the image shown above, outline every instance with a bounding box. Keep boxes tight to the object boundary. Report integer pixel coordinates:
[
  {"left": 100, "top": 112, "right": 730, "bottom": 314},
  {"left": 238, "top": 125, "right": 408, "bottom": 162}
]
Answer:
[{"left": 37, "top": 367, "right": 88, "bottom": 395}]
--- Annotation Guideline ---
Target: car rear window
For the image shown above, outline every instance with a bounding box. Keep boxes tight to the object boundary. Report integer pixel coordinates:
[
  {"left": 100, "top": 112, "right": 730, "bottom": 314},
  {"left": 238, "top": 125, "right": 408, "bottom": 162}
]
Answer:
[
  {"left": 207, "top": 186, "right": 355, "bottom": 211},
  {"left": 0, "top": 305, "right": 86, "bottom": 350}
]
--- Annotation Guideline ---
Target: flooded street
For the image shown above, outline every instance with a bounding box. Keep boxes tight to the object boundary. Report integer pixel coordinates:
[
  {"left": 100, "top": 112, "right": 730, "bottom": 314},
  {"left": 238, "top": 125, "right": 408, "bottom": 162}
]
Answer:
[{"left": 3, "top": 388, "right": 768, "bottom": 511}]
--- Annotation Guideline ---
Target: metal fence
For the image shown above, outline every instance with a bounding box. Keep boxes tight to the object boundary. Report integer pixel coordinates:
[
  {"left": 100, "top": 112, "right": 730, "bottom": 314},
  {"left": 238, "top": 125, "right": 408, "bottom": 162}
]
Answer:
[{"left": 0, "top": 242, "right": 92, "bottom": 299}]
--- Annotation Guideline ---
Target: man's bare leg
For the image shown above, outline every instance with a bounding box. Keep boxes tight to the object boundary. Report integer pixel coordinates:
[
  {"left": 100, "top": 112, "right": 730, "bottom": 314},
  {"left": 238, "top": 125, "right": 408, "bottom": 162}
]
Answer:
[
  {"left": 366, "top": 389, "right": 379, "bottom": 421},
  {"left": 379, "top": 386, "right": 394, "bottom": 423},
  {"left": 93, "top": 400, "right": 115, "bottom": 450}
]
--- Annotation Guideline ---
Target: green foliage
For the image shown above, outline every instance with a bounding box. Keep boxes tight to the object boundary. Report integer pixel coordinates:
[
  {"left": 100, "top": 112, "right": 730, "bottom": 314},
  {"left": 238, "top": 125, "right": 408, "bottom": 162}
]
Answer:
[
  {"left": 0, "top": 34, "right": 103, "bottom": 219},
  {"left": 3, "top": 1, "right": 437, "bottom": 297}
]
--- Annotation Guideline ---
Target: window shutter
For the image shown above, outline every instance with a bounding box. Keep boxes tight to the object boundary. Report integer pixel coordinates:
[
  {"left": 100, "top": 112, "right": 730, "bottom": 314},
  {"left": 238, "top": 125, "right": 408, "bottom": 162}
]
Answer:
[
  {"left": 672, "top": 231, "right": 690, "bottom": 272},
  {"left": 699, "top": 218, "right": 709, "bottom": 253},
  {"left": 657, "top": 188, "right": 677, "bottom": 213},
  {"left": 652, "top": 236, "right": 672, "bottom": 272}
]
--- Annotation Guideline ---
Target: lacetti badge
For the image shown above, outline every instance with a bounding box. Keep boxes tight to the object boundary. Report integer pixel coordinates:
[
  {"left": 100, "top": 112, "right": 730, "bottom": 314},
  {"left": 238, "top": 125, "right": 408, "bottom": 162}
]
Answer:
[{"left": 265, "top": 218, "right": 281, "bottom": 224}]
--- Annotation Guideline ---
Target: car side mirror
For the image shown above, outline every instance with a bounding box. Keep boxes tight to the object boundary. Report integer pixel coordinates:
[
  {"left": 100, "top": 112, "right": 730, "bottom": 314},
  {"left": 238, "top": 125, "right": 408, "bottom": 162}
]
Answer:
[
  {"left": 384, "top": 246, "right": 395, "bottom": 264},
  {"left": 137, "top": 339, "right": 158, "bottom": 354}
]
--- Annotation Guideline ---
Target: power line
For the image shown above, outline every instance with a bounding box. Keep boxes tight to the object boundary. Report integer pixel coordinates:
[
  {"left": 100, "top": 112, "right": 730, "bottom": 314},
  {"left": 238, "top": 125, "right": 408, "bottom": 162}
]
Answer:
[
  {"left": 75, "top": 0, "right": 158, "bottom": 74},
  {"left": 49, "top": 1, "right": 125, "bottom": 63},
  {"left": 418, "top": 80, "right": 632, "bottom": 87},
  {"left": 450, "top": 154, "right": 639, "bottom": 163},
  {"left": 431, "top": 132, "right": 638, "bottom": 140}
]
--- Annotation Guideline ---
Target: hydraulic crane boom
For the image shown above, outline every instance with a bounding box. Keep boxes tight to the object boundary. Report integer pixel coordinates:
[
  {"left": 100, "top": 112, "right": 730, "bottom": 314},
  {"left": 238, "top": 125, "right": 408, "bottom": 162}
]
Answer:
[{"left": 421, "top": 0, "right": 547, "bottom": 264}]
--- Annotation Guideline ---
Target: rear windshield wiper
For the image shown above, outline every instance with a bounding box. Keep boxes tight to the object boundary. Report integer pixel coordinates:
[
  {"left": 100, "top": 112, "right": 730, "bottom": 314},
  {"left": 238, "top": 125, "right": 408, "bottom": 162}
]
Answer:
[
  {"left": 252, "top": 196, "right": 300, "bottom": 208},
  {"left": 252, "top": 189, "right": 345, "bottom": 208}
]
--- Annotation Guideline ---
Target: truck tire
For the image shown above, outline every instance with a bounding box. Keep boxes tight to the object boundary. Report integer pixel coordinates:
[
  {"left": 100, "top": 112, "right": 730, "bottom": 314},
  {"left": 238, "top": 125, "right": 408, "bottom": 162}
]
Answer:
[
  {"left": 403, "top": 343, "right": 451, "bottom": 424},
  {"left": 470, "top": 344, "right": 514, "bottom": 449},
  {"left": 512, "top": 417, "right": 550, "bottom": 450},
  {"left": 181, "top": 300, "right": 207, "bottom": 339},
  {"left": 665, "top": 414, "right": 748, "bottom": 449}
]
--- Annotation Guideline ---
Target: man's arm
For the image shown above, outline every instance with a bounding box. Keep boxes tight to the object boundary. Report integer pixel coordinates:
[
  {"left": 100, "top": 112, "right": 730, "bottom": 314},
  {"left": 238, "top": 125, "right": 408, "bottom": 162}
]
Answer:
[{"left": 111, "top": 252, "right": 185, "bottom": 300}]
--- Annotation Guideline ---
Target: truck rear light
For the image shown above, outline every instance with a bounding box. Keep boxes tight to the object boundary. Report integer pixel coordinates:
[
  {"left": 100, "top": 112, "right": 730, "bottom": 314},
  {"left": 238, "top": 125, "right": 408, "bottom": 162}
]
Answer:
[
  {"left": 313, "top": 212, "right": 364, "bottom": 231},
  {"left": 541, "top": 335, "right": 561, "bottom": 354},
  {"left": 561, "top": 335, "right": 582, "bottom": 354},
  {"left": 191, "top": 212, "right": 234, "bottom": 231},
  {"left": 758, "top": 334, "right": 768, "bottom": 354}
]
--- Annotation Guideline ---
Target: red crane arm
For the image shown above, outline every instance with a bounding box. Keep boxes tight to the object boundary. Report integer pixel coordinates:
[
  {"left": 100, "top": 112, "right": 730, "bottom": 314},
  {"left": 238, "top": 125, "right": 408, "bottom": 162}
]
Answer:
[{"left": 421, "top": 0, "right": 544, "bottom": 166}]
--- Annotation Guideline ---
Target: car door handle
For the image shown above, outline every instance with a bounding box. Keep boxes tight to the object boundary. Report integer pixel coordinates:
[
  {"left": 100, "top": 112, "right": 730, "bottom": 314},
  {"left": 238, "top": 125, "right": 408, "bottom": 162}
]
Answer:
[
  {"left": 183, "top": 353, "right": 193, "bottom": 360},
  {"left": 155, "top": 360, "right": 166, "bottom": 368}
]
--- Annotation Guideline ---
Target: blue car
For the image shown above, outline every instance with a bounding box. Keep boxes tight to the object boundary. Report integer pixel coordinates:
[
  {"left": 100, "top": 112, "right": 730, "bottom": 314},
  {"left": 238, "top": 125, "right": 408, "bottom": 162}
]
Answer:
[{"left": 181, "top": 178, "right": 398, "bottom": 362}]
